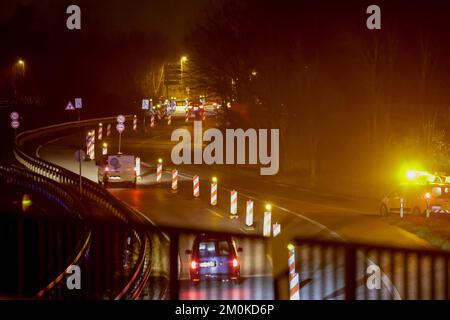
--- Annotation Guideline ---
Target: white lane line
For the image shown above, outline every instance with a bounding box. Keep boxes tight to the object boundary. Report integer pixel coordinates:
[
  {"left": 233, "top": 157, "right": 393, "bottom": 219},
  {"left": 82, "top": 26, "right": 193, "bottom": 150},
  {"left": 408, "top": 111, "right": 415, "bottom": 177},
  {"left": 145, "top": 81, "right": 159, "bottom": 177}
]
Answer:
[
  {"left": 207, "top": 209, "right": 223, "bottom": 219},
  {"left": 36, "top": 136, "right": 71, "bottom": 158}
]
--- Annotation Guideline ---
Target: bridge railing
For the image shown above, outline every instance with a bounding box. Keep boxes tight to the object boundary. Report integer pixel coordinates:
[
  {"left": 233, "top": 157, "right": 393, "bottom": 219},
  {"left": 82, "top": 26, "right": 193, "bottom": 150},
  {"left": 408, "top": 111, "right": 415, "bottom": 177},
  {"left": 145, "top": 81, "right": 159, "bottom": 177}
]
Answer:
[{"left": 11, "top": 116, "right": 156, "bottom": 299}]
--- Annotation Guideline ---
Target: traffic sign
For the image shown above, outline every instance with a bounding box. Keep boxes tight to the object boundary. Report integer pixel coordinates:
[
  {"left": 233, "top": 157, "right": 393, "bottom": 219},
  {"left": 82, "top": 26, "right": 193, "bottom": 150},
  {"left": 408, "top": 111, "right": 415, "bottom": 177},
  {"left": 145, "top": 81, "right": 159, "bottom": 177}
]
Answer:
[
  {"left": 10, "top": 111, "right": 19, "bottom": 120},
  {"left": 117, "top": 114, "right": 125, "bottom": 123},
  {"left": 116, "top": 123, "right": 125, "bottom": 133},
  {"left": 75, "top": 98, "right": 82, "bottom": 109},
  {"left": 65, "top": 101, "right": 75, "bottom": 110},
  {"left": 11, "top": 120, "right": 20, "bottom": 129},
  {"left": 142, "top": 99, "right": 149, "bottom": 110},
  {"left": 74, "top": 150, "right": 86, "bottom": 161}
]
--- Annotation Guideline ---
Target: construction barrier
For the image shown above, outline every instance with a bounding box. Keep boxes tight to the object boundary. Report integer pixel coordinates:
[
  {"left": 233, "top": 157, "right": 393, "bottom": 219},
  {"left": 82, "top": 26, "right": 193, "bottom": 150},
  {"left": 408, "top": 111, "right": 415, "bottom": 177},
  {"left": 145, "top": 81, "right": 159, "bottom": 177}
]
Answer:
[
  {"left": 136, "top": 157, "right": 141, "bottom": 178},
  {"left": 98, "top": 123, "right": 103, "bottom": 140},
  {"left": 263, "top": 207, "right": 271, "bottom": 237},
  {"left": 156, "top": 162, "right": 162, "bottom": 183},
  {"left": 167, "top": 114, "right": 172, "bottom": 125},
  {"left": 211, "top": 178, "right": 217, "bottom": 206},
  {"left": 133, "top": 115, "right": 137, "bottom": 131},
  {"left": 107, "top": 123, "right": 111, "bottom": 137},
  {"left": 273, "top": 223, "right": 281, "bottom": 237},
  {"left": 230, "top": 190, "right": 238, "bottom": 218},
  {"left": 193, "top": 175, "right": 200, "bottom": 197},
  {"left": 185, "top": 111, "right": 189, "bottom": 122},
  {"left": 288, "top": 246, "right": 300, "bottom": 300},
  {"left": 86, "top": 130, "right": 95, "bottom": 160},
  {"left": 400, "top": 198, "right": 404, "bottom": 219},
  {"left": 151, "top": 115, "right": 155, "bottom": 128},
  {"left": 245, "top": 200, "right": 254, "bottom": 229},
  {"left": 172, "top": 169, "right": 178, "bottom": 191}
]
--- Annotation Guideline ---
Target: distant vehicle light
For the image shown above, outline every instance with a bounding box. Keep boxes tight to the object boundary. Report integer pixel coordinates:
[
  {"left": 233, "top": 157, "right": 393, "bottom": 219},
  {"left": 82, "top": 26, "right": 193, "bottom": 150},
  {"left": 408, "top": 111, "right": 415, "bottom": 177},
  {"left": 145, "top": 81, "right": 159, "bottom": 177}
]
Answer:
[
  {"left": 232, "top": 258, "right": 239, "bottom": 268},
  {"left": 191, "top": 260, "right": 198, "bottom": 269},
  {"left": 425, "top": 192, "right": 431, "bottom": 199},
  {"left": 105, "top": 166, "right": 109, "bottom": 172}
]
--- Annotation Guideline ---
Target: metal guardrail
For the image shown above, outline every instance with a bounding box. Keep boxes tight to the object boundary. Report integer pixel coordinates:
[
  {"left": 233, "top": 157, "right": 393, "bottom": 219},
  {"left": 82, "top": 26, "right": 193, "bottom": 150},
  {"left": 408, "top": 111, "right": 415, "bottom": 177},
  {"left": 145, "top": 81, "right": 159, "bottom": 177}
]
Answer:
[
  {"left": 12, "top": 116, "right": 157, "bottom": 299},
  {"left": 0, "top": 165, "right": 92, "bottom": 298}
]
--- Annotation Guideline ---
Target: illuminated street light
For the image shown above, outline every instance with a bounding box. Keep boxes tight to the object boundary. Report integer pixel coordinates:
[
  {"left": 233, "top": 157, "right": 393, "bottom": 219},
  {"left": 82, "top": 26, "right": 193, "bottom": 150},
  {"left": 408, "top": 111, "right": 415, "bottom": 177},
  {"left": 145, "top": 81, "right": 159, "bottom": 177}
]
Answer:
[
  {"left": 158, "top": 158, "right": 163, "bottom": 164},
  {"left": 181, "top": 56, "right": 188, "bottom": 63},
  {"left": 17, "top": 59, "right": 25, "bottom": 66},
  {"left": 265, "top": 203, "right": 272, "bottom": 211},
  {"left": 212, "top": 176, "right": 217, "bottom": 183}
]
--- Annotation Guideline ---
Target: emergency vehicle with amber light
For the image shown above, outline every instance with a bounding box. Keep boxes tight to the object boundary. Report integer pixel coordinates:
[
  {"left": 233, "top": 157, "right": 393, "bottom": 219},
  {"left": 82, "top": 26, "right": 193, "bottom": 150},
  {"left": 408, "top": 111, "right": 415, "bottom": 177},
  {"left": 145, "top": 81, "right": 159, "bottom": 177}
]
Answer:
[{"left": 380, "top": 170, "right": 450, "bottom": 216}]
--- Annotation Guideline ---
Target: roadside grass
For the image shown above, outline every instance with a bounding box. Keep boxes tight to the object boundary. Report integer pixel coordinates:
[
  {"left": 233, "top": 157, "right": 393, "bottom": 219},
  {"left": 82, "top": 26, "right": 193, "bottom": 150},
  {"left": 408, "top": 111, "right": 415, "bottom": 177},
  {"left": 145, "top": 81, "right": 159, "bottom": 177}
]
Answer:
[{"left": 384, "top": 214, "right": 450, "bottom": 251}]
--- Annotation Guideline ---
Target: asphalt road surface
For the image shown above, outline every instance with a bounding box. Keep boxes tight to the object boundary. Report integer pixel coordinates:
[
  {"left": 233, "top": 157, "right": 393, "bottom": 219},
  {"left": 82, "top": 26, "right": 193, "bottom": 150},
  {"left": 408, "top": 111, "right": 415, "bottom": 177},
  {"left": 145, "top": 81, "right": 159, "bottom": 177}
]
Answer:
[{"left": 36, "top": 115, "right": 435, "bottom": 299}]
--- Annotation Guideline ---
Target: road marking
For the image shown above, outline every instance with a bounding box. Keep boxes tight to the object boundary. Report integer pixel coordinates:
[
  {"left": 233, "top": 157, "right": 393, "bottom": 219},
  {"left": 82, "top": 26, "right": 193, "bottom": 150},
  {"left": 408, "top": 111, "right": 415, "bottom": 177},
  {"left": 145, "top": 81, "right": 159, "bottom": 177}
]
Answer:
[{"left": 207, "top": 209, "right": 223, "bottom": 219}]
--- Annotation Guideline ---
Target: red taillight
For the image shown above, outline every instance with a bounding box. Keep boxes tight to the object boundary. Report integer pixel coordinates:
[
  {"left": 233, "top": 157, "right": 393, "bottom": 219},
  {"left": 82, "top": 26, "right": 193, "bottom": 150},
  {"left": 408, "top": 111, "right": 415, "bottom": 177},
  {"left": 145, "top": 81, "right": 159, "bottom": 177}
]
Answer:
[
  {"left": 191, "top": 260, "right": 198, "bottom": 269},
  {"left": 232, "top": 258, "right": 239, "bottom": 268}
]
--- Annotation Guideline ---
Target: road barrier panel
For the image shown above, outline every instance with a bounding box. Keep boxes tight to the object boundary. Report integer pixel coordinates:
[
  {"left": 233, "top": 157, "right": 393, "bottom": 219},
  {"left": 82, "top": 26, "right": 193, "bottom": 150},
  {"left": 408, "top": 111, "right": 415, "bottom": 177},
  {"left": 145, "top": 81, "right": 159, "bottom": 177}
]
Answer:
[
  {"left": 172, "top": 169, "right": 178, "bottom": 191},
  {"left": 426, "top": 198, "right": 431, "bottom": 218},
  {"left": 156, "top": 162, "right": 162, "bottom": 183},
  {"left": 245, "top": 200, "right": 254, "bottom": 230},
  {"left": 167, "top": 114, "right": 172, "bottom": 125},
  {"left": 273, "top": 223, "right": 281, "bottom": 237},
  {"left": 151, "top": 115, "right": 155, "bottom": 128},
  {"left": 230, "top": 190, "right": 238, "bottom": 219},
  {"left": 136, "top": 157, "right": 141, "bottom": 179},
  {"left": 133, "top": 115, "right": 137, "bottom": 131},
  {"left": 211, "top": 178, "right": 218, "bottom": 206},
  {"left": 263, "top": 208, "right": 271, "bottom": 237},
  {"left": 400, "top": 198, "right": 404, "bottom": 218},
  {"left": 193, "top": 175, "right": 200, "bottom": 197},
  {"left": 86, "top": 130, "right": 95, "bottom": 160},
  {"left": 98, "top": 123, "right": 103, "bottom": 140},
  {"left": 107, "top": 123, "right": 111, "bottom": 137},
  {"left": 288, "top": 246, "right": 300, "bottom": 300}
]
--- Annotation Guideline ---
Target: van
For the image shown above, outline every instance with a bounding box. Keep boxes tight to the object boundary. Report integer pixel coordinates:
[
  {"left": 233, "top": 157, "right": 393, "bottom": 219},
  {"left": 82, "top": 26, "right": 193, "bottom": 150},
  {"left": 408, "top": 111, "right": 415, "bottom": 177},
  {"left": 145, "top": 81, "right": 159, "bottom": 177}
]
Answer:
[{"left": 97, "top": 154, "right": 137, "bottom": 188}]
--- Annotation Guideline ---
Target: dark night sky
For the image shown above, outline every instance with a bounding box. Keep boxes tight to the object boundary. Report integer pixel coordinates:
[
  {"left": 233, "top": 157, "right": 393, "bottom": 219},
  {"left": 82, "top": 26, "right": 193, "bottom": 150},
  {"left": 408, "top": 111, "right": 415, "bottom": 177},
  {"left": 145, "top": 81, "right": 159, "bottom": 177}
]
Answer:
[{"left": 0, "top": 0, "right": 208, "bottom": 44}]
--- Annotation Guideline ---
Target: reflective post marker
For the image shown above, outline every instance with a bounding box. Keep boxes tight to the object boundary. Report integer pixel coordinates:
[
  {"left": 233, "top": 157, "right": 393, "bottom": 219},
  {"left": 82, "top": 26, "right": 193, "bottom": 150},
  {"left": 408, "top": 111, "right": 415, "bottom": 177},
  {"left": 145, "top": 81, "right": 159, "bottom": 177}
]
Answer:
[
  {"left": 400, "top": 198, "right": 404, "bottom": 219},
  {"left": 156, "top": 159, "right": 163, "bottom": 183},
  {"left": 136, "top": 157, "right": 141, "bottom": 178},
  {"left": 211, "top": 177, "right": 218, "bottom": 206},
  {"left": 98, "top": 123, "right": 103, "bottom": 140},
  {"left": 172, "top": 169, "right": 178, "bottom": 191},
  {"left": 230, "top": 190, "right": 238, "bottom": 218},
  {"left": 193, "top": 175, "right": 200, "bottom": 197},
  {"left": 263, "top": 204, "right": 272, "bottom": 237},
  {"left": 273, "top": 223, "right": 281, "bottom": 237},
  {"left": 288, "top": 244, "right": 300, "bottom": 300},
  {"left": 245, "top": 200, "right": 254, "bottom": 230}
]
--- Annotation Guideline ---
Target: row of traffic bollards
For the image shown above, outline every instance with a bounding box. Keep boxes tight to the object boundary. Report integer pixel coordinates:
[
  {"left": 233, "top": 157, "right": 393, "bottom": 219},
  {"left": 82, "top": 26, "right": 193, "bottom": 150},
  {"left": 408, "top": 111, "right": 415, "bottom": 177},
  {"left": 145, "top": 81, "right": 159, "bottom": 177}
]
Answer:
[{"left": 153, "top": 160, "right": 282, "bottom": 238}]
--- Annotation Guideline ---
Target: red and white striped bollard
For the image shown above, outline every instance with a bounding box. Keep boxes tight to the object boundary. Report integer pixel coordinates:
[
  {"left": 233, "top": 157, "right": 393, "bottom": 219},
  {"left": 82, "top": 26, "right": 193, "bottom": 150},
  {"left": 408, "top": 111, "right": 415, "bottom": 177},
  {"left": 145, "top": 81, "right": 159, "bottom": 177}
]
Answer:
[{"left": 193, "top": 175, "right": 200, "bottom": 197}]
